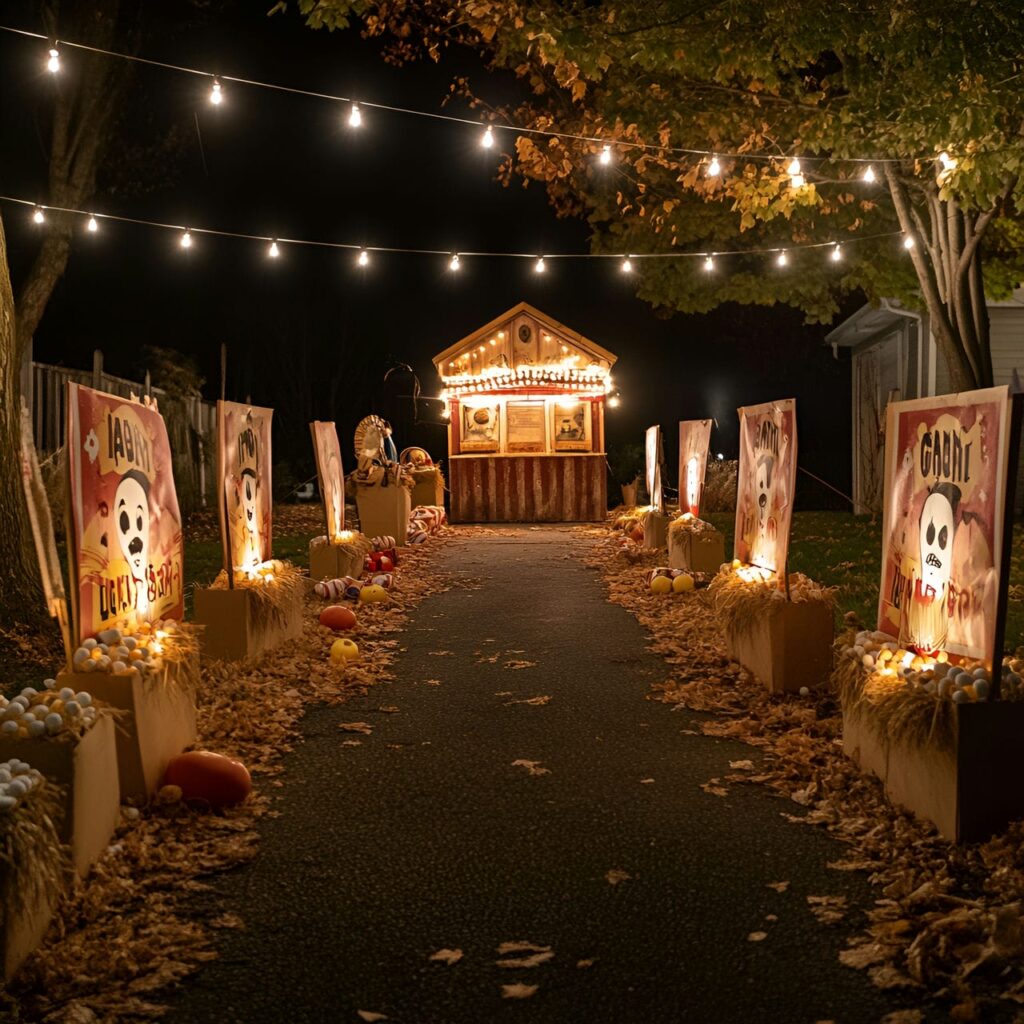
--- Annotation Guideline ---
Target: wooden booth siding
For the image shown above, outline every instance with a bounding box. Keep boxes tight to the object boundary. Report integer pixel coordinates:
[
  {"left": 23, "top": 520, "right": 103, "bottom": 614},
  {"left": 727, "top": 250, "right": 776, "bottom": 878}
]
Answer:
[{"left": 449, "top": 454, "right": 607, "bottom": 523}]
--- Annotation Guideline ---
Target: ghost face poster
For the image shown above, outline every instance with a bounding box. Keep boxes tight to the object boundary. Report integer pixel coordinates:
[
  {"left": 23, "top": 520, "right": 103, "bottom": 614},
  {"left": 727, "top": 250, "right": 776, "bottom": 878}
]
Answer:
[
  {"left": 218, "top": 401, "right": 273, "bottom": 574},
  {"left": 645, "top": 425, "right": 663, "bottom": 511},
  {"left": 734, "top": 399, "right": 797, "bottom": 574},
  {"left": 310, "top": 421, "right": 345, "bottom": 542},
  {"left": 66, "top": 383, "right": 184, "bottom": 642},
  {"left": 679, "top": 419, "right": 712, "bottom": 517},
  {"left": 878, "top": 387, "right": 1013, "bottom": 660}
]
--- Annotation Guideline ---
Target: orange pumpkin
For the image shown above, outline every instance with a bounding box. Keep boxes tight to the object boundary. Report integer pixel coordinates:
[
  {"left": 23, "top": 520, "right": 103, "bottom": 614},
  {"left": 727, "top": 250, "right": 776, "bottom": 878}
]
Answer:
[
  {"left": 319, "top": 605, "right": 358, "bottom": 632},
  {"left": 164, "top": 751, "right": 252, "bottom": 808}
]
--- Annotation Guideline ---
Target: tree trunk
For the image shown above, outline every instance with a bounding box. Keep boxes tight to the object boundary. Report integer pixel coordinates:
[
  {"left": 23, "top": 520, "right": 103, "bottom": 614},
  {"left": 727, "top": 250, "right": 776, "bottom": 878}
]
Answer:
[{"left": 0, "top": 215, "right": 51, "bottom": 630}]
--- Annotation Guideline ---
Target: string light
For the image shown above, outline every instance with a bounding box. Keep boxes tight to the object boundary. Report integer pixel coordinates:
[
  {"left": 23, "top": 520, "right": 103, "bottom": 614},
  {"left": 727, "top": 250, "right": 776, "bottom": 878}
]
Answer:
[
  {"left": 620, "top": 256, "right": 632, "bottom": 273},
  {"left": 449, "top": 253, "right": 460, "bottom": 271},
  {"left": 46, "top": 45, "right": 59, "bottom": 73},
  {"left": 787, "top": 157, "right": 805, "bottom": 188},
  {"left": 903, "top": 234, "right": 915, "bottom": 250},
  {"left": 608, "top": 394, "right": 621, "bottom": 408},
  {"left": 268, "top": 240, "right": 280, "bottom": 258},
  {"left": 348, "top": 102, "right": 361, "bottom": 127},
  {"left": 87, "top": 214, "right": 98, "bottom": 233},
  {"left": 534, "top": 256, "right": 546, "bottom": 273},
  {"left": 776, "top": 249, "right": 788, "bottom": 267},
  {"left": 357, "top": 248, "right": 369, "bottom": 266},
  {"left": 209, "top": 78, "right": 223, "bottom": 105},
  {"left": 703, "top": 254, "right": 714, "bottom": 272},
  {"left": 180, "top": 229, "right": 192, "bottom": 249},
  {"left": 32, "top": 206, "right": 44, "bottom": 224},
  {"left": 706, "top": 155, "right": 720, "bottom": 177},
  {"left": 599, "top": 144, "right": 612, "bottom": 166},
  {"left": 831, "top": 243, "right": 842, "bottom": 261},
  {"left": 938, "top": 151, "right": 957, "bottom": 171},
  {"left": 481, "top": 125, "right": 494, "bottom": 149},
  {"left": 863, "top": 165, "right": 876, "bottom": 183}
]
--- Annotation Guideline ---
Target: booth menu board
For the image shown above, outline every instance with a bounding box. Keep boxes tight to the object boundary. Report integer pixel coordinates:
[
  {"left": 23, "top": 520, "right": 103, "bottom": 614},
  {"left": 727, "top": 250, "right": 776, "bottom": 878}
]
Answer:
[
  {"left": 506, "top": 402, "right": 547, "bottom": 453},
  {"left": 734, "top": 399, "right": 797, "bottom": 575},
  {"left": 66, "top": 383, "right": 184, "bottom": 642},
  {"left": 679, "top": 419, "right": 712, "bottom": 517},
  {"left": 218, "top": 400, "right": 274, "bottom": 575},
  {"left": 310, "top": 420, "right": 346, "bottom": 542},
  {"left": 878, "top": 386, "right": 1015, "bottom": 660},
  {"left": 460, "top": 403, "right": 500, "bottom": 453}
]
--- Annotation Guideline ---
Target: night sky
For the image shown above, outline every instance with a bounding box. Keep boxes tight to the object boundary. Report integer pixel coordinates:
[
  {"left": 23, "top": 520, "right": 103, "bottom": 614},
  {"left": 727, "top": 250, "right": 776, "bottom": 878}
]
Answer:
[{"left": 1, "top": 2, "right": 857, "bottom": 503}]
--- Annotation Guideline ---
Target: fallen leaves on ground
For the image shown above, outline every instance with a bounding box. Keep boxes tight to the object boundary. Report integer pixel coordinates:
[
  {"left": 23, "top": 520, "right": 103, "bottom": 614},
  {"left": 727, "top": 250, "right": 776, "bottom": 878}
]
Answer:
[
  {"left": 357, "top": 1011, "right": 389, "bottom": 1022},
  {"left": 512, "top": 759, "right": 550, "bottom": 776},
  {"left": 497, "top": 941, "right": 550, "bottom": 955},
  {"left": 748, "top": 931, "right": 768, "bottom": 942},
  {"left": 423, "top": 678, "right": 441, "bottom": 686},
  {"left": 807, "top": 895, "right": 848, "bottom": 925},
  {"left": 605, "top": 868, "right": 631, "bottom": 886},
  {"left": 339, "top": 721, "right": 373, "bottom": 734},
  {"left": 639, "top": 777, "right": 655, "bottom": 784},
  {"left": 700, "top": 779, "right": 728, "bottom": 797},
  {"left": 577, "top": 958, "right": 595, "bottom": 969},
  {"left": 429, "top": 948, "right": 463, "bottom": 965},
  {"left": 504, "top": 660, "right": 538, "bottom": 669},
  {"left": 501, "top": 983, "right": 538, "bottom": 1000},
  {"left": 496, "top": 951, "right": 554, "bottom": 968},
  {"left": 504, "top": 695, "right": 551, "bottom": 706},
  {"left": 767, "top": 881, "right": 791, "bottom": 893}
]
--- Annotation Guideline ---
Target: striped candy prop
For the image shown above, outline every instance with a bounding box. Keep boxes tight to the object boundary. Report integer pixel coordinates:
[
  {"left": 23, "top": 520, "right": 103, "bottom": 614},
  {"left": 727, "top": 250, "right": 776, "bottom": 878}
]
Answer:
[
  {"left": 314, "top": 576, "right": 364, "bottom": 601},
  {"left": 371, "top": 535, "right": 396, "bottom": 551}
]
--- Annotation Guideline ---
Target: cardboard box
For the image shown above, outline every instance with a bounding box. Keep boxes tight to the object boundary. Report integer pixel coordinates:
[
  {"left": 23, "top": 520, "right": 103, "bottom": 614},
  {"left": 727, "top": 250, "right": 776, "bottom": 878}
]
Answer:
[
  {"left": 1, "top": 831, "right": 59, "bottom": 983},
  {"left": 61, "top": 657, "right": 198, "bottom": 802},
  {"left": 356, "top": 484, "right": 412, "bottom": 545},
  {"left": 668, "top": 524, "right": 726, "bottom": 574},
  {"left": 194, "top": 581, "right": 304, "bottom": 662},
  {"left": 308, "top": 539, "right": 365, "bottom": 582},
  {"left": 725, "top": 597, "right": 833, "bottom": 694},
  {"left": 411, "top": 467, "right": 445, "bottom": 510},
  {"left": 843, "top": 699, "right": 1024, "bottom": 842},
  {"left": 0, "top": 713, "right": 119, "bottom": 878},
  {"left": 642, "top": 510, "right": 671, "bottom": 550}
]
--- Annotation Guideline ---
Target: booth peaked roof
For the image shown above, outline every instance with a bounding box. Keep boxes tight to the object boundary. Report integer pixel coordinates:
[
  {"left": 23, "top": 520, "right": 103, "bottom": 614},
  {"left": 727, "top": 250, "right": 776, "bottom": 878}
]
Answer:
[{"left": 432, "top": 302, "right": 618, "bottom": 371}]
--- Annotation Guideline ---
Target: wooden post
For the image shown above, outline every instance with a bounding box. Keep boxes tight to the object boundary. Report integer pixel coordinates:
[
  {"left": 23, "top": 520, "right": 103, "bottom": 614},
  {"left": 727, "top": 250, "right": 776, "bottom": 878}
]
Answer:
[{"left": 92, "top": 349, "right": 103, "bottom": 389}]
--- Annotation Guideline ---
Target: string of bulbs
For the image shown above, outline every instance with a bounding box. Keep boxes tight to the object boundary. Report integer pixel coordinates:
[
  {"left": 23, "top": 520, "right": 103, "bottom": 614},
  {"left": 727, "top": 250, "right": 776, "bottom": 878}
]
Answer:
[
  {"left": 1, "top": 194, "right": 911, "bottom": 273},
  {"left": 3, "top": 21, "right": 961, "bottom": 179}
]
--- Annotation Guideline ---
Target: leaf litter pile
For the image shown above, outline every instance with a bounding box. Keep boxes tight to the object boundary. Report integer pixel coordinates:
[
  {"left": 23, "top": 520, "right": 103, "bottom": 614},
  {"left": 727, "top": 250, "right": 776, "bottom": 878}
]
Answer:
[
  {"left": 582, "top": 525, "right": 1024, "bottom": 1021},
  {"left": 3, "top": 534, "right": 453, "bottom": 1023}
]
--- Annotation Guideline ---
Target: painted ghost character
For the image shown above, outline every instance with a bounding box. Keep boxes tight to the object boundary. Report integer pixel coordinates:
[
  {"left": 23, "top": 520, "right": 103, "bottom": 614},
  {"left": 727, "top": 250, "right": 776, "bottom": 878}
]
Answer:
[
  {"left": 236, "top": 467, "right": 262, "bottom": 569},
  {"left": 114, "top": 468, "right": 150, "bottom": 614}
]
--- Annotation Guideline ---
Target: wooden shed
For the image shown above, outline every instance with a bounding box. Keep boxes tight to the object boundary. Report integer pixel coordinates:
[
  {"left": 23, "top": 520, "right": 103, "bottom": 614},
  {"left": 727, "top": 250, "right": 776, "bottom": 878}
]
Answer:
[{"left": 434, "top": 302, "right": 617, "bottom": 522}]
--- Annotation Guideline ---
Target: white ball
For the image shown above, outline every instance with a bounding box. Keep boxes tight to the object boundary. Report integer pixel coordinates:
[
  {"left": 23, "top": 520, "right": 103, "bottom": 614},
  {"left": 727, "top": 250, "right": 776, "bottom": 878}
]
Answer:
[
  {"left": 0, "top": 721, "right": 18, "bottom": 735},
  {"left": 64, "top": 701, "right": 81, "bottom": 718},
  {"left": 27, "top": 721, "right": 46, "bottom": 738},
  {"left": 6, "top": 779, "right": 26, "bottom": 798},
  {"left": 73, "top": 647, "right": 90, "bottom": 664},
  {"left": 59, "top": 687, "right": 75, "bottom": 701},
  {"left": 44, "top": 712, "right": 63, "bottom": 734},
  {"left": 0, "top": 795, "right": 17, "bottom": 811},
  {"left": 75, "top": 692, "right": 92, "bottom": 708}
]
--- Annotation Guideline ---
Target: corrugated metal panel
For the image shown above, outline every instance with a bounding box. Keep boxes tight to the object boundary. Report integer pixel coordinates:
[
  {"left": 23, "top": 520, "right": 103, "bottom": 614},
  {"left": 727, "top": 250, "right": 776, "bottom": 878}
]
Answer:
[{"left": 450, "top": 455, "right": 606, "bottom": 522}]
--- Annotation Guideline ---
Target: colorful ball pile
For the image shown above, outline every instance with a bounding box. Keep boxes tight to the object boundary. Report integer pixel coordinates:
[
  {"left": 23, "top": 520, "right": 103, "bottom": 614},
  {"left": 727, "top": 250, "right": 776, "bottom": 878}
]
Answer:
[
  {"left": 0, "top": 684, "right": 98, "bottom": 739},
  {"left": 69, "top": 622, "right": 177, "bottom": 677},
  {"left": 0, "top": 760, "right": 43, "bottom": 812}
]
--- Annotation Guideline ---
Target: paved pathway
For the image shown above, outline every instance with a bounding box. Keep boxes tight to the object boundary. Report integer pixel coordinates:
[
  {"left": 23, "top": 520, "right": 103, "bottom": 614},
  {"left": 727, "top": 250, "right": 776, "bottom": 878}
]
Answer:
[{"left": 168, "top": 528, "right": 918, "bottom": 1023}]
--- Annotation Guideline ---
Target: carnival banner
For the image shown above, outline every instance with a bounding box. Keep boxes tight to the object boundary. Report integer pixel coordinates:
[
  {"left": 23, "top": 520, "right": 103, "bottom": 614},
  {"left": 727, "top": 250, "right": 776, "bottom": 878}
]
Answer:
[
  {"left": 878, "top": 387, "right": 1014, "bottom": 660},
  {"left": 645, "top": 424, "right": 663, "bottom": 511},
  {"left": 679, "top": 419, "right": 713, "bottom": 517},
  {"left": 310, "top": 420, "right": 345, "bottom": 542},
  {"left": 66, "top": 383, "right": 184, "bottom": 642},
  {"left": 218, "top": 400, "right": 273, "bottom": 575},
  {"left": 735, "top": 399, "right": 797, "bottom": 574}
]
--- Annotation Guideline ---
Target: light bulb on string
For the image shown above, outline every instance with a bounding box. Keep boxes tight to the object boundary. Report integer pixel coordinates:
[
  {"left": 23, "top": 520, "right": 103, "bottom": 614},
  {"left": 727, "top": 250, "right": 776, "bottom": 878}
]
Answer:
[
  {"left": 87, "top": 215, "right": 98, "bottom": 233},
  {"left": 621, "top": 256, "right": 632, "bottom": 273},
  {"left": 210, "top": 78, "right": 223, "bottom": 105},
  {"left": 776, "top": 250, "right": 788, "bottom": 267},
  {"left": 534, "top": 256, "right": 546, "bottom": 273},
  {"left": 268, "top": 240, "right": 280, "bottom": 259},
  {"left": 787, "top": 157, "right": 802, "bottom": 177},
  {"left": 903, "top": 234, "right": 915, "bottom": 250},
  {"left": 706, "top": 155, "right": 720, "bottom": 177},
  {"left": 938, "top": 151, "right": 957, "bottom": 171},
  {"left": 831, "top": 244, "right": 842, "bottom": 262},
  {"left": 357, "top": 248, "right": 369, "bottom": 267},
  {"left": 599, "top": 145, "right": 612, "bottom": 166},
  {"left": 180, "top": 229, "right": 193, "bottom": 249},
  {"left": 608, "top": 394, "right": 621, "bottom": 408},
  {"left": 46, "top": 46, "right": 60, "bottom": 73},
  {"left": 32, "top": 206, "right": 45, "bottom": 225},
  {"left": 481, "top": 125, "right": 494, "bottom": 149},
  {"left": 863, "top": 165, "right": 876, "bottom": 183},
  {"left": 703, "top": 254, "right": 714, "bottom": 272},
  {"left": 348, "top": 103, "right": 362, "bottom": 127},
  {"left": 449, "top": 253, "right": 460, "bottom": 271}
]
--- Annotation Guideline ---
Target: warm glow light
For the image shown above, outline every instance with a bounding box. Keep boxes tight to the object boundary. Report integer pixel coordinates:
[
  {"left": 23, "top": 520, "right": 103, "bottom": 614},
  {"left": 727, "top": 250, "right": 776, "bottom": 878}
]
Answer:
[
  {"left": 600, "top": 144, "right": 612, "bottom": 165},
  {"left": 535, "top": 256, "right": 546, "bottom": 273},
  {"left": 787, "top": 157, "right": 801, "bottom": 177},
  {"left": 47, "top": 46, "right": 60, "bottom": 73},
  {"left": 621, "top": 256, "right": 632, "bottom": 273},
  {"left": 87, "top": 215, "right": 98, "bottom": 233},
  {"left": 449, "top": 253, "right": 460, "bottom": 271},
  {"left": 268, "top": 240, "right": 280, "bottom": 258},
  {"left": 349, "top": 103, "right": 362, "bottom": 127},
  {"left": 863, "top": 165, "right": 876, "bottom": 183},
  {"left": 707, "top": 155, "right": 720, "bottom": 177},
  {"left": 210, "top": 78, "right": 223, "bottom": 105},
  {"left": 608, "top": 394, "right": 621, "bottom": 408},
  {"left": 790, "top": 173, "right": 805, "bottom": 188},
  {"left": 481, "top": 125, "right": 494, "bottom": 148},
  {"left": 703, "top": 254, "right": 714, "bottom": 272},
  {"left": 716, "top": 452, "right": 725, "bottom": 461},
  {"left": 939, "top": 151, "right": 957, "bottom": 171},
  {"left": 831, "top": 244, "right": 842, "bottom": 262},
  {"left": 32, "top": 207, "right": 45, "bottom": 225},
  {"left": 903, "top": 234, "right": 915, "bottom": 250},
  {"left": 180, "top": 229, "right": 193, "bottom": 249},
  {"left": 776, "top": 250, "right": 788, "bottom": 266}
]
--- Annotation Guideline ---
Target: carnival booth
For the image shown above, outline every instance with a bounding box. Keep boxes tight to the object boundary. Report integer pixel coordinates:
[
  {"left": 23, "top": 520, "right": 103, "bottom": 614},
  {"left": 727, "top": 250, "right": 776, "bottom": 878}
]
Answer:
[
  {"left": 839, "top": 386, "right": 1024, "bottom": 841},
  {"left": 668, "top": 419, "right": 726, "bottom": 572},
  {"left": 433, "top": 302, "right": 616, "bottom": 522}
]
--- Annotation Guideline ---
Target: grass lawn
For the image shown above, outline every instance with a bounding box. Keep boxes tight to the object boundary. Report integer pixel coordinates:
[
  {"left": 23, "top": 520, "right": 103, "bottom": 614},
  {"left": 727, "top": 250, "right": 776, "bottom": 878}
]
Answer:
[{"left": 707, "top": 510, "right": 1024, "bottom": 652}]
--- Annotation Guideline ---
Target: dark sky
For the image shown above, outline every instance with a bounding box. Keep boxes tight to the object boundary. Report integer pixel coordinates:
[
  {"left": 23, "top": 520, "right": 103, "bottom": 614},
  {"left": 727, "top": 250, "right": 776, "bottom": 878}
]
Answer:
[{"left": 1, "top": 2, "right": 857, "bottom": 503}]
